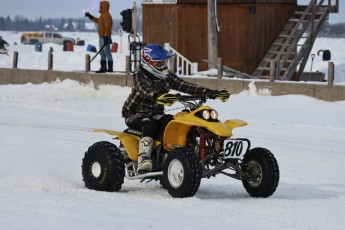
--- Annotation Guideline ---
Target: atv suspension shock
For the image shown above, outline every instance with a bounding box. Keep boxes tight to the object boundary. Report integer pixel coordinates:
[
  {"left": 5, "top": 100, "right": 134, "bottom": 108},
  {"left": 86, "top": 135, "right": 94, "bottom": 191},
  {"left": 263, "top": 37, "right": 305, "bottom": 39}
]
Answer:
[{"left": 199, "top": 135, "right": 207, "bottom": 160}]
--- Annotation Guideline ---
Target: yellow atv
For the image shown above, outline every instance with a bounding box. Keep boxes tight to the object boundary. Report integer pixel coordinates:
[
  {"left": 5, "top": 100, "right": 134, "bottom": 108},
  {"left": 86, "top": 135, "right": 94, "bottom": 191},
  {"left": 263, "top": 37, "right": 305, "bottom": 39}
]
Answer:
[{"left": 81, "top": 89, "right": 279, "bottom": 198}]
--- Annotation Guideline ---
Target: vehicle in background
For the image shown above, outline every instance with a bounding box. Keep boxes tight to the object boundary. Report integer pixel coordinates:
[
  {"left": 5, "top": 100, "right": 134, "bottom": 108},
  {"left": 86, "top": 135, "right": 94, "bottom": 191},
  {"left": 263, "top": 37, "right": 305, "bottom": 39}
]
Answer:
[{"left": 20, "top": 32, "right": 75, "bottom": 45}]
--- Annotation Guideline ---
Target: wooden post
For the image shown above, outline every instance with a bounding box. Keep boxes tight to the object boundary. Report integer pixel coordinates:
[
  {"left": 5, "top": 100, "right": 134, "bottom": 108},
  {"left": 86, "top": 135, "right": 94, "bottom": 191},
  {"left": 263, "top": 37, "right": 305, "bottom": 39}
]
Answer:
[
  {"left": 217, "top": 57, "right": 223, "bottom": 79},
  {"left": 169, "top": 55, "right": 176, "bottom": 74},
  {"left": 133, "top": 1, "right": 137, "bottom": 40},
  {"left": 48, "top": 52, "right": 53, "bottom": 70},
  {"left": 133, "top": 1, "right": 138, "bottom": 66},
  {"left": 125, "top": 55, "right": 130, "bottom": 75},
  {"left": 208, "top": 0, "right": 218, "bottom": 69},
  {"left": 269, "top": 59, "right": 276, "bottom": 82},
  {"left": 120, "top": 34, "right": 123, "bottom": 53},
  {"left": 12, "top": 51, "right": 18, "bottom": 69},
  {"left": 85, "top": 54, "right": 90, "bottom": 72},
  {"left": 276, "top": 60, "right": 281, "bottom": 80},
  {"left": 328, "top": 61, "right": 334, "bottom": 85}
]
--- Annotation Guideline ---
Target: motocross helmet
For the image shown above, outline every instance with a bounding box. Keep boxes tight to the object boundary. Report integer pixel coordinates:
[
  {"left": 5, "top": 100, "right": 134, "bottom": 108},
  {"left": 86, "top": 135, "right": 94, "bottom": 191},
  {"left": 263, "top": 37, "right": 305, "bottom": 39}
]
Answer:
[{"left": 141, "top": 44, "right": 175, "bottom": 79}]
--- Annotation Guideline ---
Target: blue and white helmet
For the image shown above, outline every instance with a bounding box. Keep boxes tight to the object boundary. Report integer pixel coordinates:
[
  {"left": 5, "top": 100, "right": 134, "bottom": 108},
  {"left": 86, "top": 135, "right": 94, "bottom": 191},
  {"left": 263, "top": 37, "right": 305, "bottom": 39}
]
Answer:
[{"left": 141, "top": 44, "right": 175, "bottom": 79}]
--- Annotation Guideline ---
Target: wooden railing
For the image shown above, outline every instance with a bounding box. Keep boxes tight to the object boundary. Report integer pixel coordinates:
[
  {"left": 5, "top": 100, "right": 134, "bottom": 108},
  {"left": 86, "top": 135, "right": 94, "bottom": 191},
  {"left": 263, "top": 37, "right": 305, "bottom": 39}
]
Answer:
[{"left": 164, "top": 43, "right": 198, "bottom": 76}]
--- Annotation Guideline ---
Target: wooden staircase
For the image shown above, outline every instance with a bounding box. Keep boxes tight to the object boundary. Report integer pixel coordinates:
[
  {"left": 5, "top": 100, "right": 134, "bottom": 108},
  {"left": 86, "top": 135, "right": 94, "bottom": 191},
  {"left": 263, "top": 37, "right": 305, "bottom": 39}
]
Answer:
[{"left": 253, "top": 0, "right": 339, "bottom": 81}]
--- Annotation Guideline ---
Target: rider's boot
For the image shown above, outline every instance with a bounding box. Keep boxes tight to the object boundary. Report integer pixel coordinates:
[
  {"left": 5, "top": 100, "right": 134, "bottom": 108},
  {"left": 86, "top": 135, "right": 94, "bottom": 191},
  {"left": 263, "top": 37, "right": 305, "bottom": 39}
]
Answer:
[{"left": 137, "top": 137, "right": 153, "bottom": 172}]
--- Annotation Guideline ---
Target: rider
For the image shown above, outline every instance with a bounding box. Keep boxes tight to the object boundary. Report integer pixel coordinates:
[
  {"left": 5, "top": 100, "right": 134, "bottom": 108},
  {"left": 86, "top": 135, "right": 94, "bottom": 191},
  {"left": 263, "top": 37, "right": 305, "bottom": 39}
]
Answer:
[{"left": 122, "top": 44, "right": 220, "bottom": 172}]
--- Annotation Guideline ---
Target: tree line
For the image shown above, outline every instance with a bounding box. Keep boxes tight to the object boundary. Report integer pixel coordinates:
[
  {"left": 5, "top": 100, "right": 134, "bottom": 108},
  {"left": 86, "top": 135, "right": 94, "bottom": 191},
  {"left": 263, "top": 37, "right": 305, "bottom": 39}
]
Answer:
[
  {"left": 319, "top": 22, "right": 345, "bottom": 38},
  {"left": 0, "top": 15, "right": 122, "bottom": 32}
]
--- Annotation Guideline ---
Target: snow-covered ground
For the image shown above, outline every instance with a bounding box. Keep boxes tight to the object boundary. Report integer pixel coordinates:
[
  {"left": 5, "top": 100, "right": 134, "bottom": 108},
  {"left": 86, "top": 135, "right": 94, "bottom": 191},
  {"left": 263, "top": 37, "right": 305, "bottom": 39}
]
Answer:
[
  {"left": 0, "top": 31, "right": 345, "bottom": 229},
  {"left": 0, "top": 31, "right": 130, "bottom": 73}
]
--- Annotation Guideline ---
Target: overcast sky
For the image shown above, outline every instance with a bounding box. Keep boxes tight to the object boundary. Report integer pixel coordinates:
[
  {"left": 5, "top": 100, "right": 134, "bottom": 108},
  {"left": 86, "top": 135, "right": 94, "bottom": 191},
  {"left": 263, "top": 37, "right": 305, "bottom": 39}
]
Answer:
[
  {"left": 0, "top": 0, "right": 343, "bottom": 23},
  {"left": 0, "top": 0, "right": 142, "bottom": 20}
]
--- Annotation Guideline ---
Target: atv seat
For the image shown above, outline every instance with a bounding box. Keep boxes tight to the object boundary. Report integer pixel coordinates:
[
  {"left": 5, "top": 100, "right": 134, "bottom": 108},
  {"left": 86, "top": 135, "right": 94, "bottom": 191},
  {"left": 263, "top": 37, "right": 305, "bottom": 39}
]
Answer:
[
  {"left": 123, "top": 128, "right": 164, "bottom": 142},
  {"left": 123, "top": 128, "right": 142, "bottom": 137}
]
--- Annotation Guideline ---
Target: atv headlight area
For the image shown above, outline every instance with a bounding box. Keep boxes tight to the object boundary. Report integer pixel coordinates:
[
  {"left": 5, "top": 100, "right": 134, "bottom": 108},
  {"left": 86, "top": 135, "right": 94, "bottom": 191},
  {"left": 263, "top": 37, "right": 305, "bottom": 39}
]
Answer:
[
  {"left": 210, "top": 110, "right": 218, "bottom": 120},
  {"left": 196, "top": 109, "right": 218, "bottom": 121},
  {"left": 202, "top": 110, "right": 211, "bottom": 120}
]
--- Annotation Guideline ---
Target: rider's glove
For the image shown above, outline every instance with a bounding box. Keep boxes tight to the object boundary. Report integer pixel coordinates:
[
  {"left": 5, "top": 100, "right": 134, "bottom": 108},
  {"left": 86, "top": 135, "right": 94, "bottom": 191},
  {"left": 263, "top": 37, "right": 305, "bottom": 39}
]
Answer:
[
  {"left": 85, "top": 12, "right": 94, "bottom": 20},
  {"left": 206, "top": 90, "right": 220, "bottom": 99},
  {"left": 103, "top": 36, "right": 110, "bottom": 45}
]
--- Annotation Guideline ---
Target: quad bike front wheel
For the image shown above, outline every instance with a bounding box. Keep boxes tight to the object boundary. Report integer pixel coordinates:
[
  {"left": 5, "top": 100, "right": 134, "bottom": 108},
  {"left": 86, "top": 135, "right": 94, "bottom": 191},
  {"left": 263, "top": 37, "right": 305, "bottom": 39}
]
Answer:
[
  {"left": 242, "top": 147, "right": 279, "bottom": 198},
  {"left": 82, "top": 141, "right": 125, "bottom": 192},
  {"left": 163, "top": 148, "right": 201, "bottom": 198}
]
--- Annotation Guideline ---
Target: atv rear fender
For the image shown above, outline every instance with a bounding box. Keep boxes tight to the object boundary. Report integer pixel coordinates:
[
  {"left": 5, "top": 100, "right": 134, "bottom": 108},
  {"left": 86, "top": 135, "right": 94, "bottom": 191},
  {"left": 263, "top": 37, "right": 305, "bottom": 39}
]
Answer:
[{"left": 93, "top": 129, "right": 160, "bottom": 161}]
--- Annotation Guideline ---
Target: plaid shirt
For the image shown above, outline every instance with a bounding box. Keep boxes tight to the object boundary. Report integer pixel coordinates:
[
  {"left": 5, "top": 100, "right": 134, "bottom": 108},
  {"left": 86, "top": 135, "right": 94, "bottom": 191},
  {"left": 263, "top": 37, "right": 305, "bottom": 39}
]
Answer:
[{"left": 122, "top": 67, "right": 209, "bottom": 118}]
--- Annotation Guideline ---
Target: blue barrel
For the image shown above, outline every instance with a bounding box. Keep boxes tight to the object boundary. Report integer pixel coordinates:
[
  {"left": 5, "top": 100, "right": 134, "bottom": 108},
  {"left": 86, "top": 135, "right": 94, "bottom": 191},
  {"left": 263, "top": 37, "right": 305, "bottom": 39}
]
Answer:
[
  {"left": 86, "top": 44, "right": 97, "bottom": 53},
  {"left": 35, "top": 42, "right": 42, "bottom": 52}
]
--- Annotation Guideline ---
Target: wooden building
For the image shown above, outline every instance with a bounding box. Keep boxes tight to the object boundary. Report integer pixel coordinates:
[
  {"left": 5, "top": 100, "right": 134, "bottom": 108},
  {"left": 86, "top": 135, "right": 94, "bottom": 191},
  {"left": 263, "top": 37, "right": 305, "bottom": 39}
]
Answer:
[{"left": 142, "top": 0, "right": 297, "bottom": 74}]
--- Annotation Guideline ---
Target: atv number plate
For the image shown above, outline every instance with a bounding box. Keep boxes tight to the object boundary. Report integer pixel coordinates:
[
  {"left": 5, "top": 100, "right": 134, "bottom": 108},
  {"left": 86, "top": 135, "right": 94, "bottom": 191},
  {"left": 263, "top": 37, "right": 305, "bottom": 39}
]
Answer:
[{"left": 222, "top": 138, "right": 250, "bottom": 159}]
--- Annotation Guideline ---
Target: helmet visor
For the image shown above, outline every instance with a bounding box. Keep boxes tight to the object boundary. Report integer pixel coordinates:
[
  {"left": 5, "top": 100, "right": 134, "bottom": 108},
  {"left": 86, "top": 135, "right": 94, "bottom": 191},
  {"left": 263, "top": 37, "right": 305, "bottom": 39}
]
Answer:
[
  {"left": 152, "top": 60, "right": 167, "bottom": 70},
  {"left": 142, "top": 53, "right": 168, "bottom": 70}
]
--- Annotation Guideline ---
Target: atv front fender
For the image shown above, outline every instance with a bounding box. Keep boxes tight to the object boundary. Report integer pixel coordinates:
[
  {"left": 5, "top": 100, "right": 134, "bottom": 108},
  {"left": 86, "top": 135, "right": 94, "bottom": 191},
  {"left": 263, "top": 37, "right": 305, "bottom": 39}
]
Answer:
[
  {"left": 224, "top": 119, "right": 248, "bottom": 130},
  {"left": 163, "top": 119, "right": 247, "bottom": 151}
]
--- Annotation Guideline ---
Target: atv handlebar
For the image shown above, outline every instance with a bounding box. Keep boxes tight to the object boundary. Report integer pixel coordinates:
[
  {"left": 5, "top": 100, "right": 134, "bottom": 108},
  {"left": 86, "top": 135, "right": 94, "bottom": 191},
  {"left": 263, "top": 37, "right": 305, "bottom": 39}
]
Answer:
[{"left": 157, "top": 89, "right": 230, "bottom": 107}]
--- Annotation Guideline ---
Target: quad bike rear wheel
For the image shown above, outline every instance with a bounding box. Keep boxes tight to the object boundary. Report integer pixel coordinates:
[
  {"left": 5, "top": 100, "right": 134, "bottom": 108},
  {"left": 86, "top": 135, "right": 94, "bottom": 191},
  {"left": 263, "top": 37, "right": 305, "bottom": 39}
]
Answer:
[
  {"left": 242, "top": 147, "right": 279, "bottom": 198},
  {"left": 163, "top": 148, "right": 201, "bottom": 198},
  {"left": 82, "top": 141, "right": 125, "bottom": 192}
]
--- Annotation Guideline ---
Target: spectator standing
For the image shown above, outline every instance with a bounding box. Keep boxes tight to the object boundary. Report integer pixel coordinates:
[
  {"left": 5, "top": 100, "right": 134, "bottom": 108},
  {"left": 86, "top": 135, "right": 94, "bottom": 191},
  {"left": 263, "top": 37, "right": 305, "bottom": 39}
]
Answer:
[{"left": 85, "top": 0, "right": 113, "bottom": 73}]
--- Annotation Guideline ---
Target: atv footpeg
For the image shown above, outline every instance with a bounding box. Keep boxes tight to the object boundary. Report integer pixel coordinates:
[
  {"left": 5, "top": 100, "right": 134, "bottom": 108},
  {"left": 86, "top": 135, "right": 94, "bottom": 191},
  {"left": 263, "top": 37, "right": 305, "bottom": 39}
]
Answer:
[
  {"left": 125, "top": 162, "right": 163, "bottom": 180},
  {"left": 137, "top": 169, "right": 150, "bottom": 174}
]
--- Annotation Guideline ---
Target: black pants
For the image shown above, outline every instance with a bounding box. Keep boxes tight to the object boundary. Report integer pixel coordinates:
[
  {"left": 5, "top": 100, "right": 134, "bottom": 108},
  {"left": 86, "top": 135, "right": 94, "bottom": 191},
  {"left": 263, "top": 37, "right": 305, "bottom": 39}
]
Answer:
[{"left": 125, "top": 114, "right": 173, "bottom": 139}]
